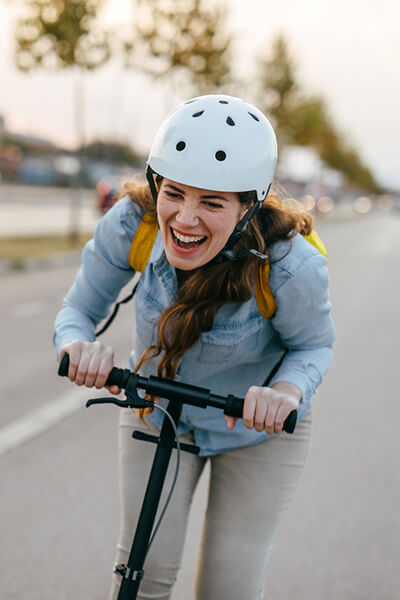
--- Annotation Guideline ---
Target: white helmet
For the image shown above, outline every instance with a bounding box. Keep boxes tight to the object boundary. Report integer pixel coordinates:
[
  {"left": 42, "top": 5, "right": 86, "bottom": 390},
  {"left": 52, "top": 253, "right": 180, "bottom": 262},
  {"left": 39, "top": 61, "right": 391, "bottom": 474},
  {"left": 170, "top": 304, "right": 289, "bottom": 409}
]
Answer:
[{"left": 147, "top": 94, "right": 277, "bottom": 202}]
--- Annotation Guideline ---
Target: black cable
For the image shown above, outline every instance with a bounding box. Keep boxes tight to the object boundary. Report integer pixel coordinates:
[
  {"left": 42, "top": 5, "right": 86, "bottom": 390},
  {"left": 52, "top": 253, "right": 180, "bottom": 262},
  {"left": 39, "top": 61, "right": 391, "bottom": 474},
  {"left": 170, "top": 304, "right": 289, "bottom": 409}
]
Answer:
[{"left": 95, "top": 280, "right": 140, "bottom": 337}]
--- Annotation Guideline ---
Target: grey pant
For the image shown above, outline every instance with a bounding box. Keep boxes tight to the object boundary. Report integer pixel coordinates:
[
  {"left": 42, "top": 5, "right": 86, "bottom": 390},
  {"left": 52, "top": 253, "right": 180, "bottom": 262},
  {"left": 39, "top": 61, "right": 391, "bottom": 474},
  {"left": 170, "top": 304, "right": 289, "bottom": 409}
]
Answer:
[{"left": 108, "top": 408, "right": 312, "bottom": 600}]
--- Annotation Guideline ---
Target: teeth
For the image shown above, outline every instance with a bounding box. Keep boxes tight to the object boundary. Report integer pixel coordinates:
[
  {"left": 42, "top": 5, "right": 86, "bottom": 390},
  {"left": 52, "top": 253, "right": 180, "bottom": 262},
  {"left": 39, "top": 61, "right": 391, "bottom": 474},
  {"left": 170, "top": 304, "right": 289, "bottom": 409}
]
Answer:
[{"left": 172, "top": 228, "right": 205, "bottom": 243}]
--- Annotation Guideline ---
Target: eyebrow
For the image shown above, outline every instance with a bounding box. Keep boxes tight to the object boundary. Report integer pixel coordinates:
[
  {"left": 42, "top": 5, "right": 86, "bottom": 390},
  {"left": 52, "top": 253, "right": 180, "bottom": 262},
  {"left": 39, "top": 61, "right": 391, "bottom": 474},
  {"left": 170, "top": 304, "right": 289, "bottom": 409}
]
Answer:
[
  {"left": 201, "top": 194, "right": 229, "bottom": 202},
  {"left": 165, "top": 184, "right": 229, "bottom": 201}
]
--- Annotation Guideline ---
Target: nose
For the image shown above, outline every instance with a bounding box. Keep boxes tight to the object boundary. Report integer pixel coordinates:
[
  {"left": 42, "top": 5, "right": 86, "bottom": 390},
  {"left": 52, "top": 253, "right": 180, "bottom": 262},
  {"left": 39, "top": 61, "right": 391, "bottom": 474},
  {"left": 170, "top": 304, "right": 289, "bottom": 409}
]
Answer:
[{"left": 175, "top": 202, "right": 200, "bottom": 227}]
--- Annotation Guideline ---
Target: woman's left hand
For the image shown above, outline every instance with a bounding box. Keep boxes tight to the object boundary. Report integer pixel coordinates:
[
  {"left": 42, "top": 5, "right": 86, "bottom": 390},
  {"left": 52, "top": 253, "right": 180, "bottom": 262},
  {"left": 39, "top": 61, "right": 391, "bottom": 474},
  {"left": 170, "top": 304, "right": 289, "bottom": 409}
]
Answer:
[{"left": 224, "top": 381, "right": 301, "bottom": 434}]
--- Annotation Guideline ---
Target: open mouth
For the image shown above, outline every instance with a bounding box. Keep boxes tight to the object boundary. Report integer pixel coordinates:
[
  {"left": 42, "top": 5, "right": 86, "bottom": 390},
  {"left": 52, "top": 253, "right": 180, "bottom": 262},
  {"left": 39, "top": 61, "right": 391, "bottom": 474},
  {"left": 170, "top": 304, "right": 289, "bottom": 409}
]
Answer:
[{"left": 170, "top": 227, "right": 207, "bottom": 250}]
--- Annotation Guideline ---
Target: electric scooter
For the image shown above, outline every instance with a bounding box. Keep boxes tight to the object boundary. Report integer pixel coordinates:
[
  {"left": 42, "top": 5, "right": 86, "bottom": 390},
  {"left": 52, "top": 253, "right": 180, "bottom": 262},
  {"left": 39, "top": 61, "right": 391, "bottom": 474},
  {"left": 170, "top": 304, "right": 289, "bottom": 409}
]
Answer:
[{"left": 58, "top": 353, "right": 297, "bottom": 600}]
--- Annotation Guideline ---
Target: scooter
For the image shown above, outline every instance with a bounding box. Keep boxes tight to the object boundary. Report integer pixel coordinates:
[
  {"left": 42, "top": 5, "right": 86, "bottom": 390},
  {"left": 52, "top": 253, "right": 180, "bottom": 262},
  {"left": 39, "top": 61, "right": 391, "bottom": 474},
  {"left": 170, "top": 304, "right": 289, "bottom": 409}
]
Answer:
[{"left": 58, "top": 353, "right": 297, "bottom": 600}]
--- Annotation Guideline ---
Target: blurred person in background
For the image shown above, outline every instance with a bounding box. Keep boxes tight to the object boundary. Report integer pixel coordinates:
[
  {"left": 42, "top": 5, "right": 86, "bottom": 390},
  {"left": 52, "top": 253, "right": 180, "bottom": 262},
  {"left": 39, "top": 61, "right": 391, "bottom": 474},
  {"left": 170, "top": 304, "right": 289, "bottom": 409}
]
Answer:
[
  {"left": 96, "top": 179, "right": 119, "bottom": 215},
  {"left": 53, "top": 95, "right": 335, "bottom": 600}
]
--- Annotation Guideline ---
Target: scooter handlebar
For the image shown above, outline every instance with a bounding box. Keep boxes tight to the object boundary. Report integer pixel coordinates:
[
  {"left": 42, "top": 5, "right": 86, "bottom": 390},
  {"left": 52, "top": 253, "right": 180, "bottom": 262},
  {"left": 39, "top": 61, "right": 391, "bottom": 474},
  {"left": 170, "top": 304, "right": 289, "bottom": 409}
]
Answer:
[{"left": 58, "top": 353, "right": 297, "bottom": 433}]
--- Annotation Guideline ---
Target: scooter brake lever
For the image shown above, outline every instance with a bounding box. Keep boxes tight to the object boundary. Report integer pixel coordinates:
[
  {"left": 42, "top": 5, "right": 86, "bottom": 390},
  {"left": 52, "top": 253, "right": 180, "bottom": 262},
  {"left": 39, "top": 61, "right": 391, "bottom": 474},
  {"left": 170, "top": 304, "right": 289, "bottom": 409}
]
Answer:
[
  {"left": 86, "top": 390, "right": 153, "bottom": 409},
  {"left": 86, "top": 396, "right": 132, "bottom": 408}
]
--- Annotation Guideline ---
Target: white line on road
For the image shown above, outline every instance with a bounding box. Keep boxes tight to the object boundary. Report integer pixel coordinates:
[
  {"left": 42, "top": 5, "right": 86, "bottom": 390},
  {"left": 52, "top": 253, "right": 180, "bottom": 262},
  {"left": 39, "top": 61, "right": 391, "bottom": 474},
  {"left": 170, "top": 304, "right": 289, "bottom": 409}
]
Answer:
[{"left": 0, "top": 388, "right": 89, "bottom": 458}]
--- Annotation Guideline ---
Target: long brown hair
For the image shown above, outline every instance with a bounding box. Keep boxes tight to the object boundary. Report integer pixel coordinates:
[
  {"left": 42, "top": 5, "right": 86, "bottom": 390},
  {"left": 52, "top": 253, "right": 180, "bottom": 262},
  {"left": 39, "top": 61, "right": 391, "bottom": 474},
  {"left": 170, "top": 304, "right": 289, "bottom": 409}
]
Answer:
[{"left": 119, "top": 177, "right": 312, "bottom": 415}]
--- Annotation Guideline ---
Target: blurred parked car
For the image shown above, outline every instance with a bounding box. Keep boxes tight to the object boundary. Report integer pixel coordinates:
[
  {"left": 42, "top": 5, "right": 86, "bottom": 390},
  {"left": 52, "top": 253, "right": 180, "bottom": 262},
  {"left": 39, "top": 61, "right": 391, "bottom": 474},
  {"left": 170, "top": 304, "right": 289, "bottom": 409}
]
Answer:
[{"left": 15, "top": 156, "right": 59, "bottom": 186}]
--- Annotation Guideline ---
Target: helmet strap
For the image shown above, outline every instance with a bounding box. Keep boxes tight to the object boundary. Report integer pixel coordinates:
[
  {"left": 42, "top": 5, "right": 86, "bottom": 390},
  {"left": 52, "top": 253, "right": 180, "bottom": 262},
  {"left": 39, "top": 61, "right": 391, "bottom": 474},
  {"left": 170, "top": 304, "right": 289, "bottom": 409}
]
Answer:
[
  {"left": 211, "top": 183, "right": 272, "bottom": 264},
  {"left": 146, "top": 164, "right": 159, "bottom": 203},
  {"left": 215, "top": 183, "right": 270, "bottom": 262},
  {"left": 215, "top": 206, "right": 268, "bottom": 262}
]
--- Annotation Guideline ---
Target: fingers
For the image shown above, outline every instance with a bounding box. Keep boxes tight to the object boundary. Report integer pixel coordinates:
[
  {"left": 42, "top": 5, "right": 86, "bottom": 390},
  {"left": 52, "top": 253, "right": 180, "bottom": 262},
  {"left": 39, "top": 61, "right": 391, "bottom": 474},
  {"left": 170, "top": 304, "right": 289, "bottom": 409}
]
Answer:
[
  {"left": 66, "top": 343, "right": 82, "bottom": 382},
  {"left": 243, "top": 386, "right": 299, "bottom": 435},
  {"left": 264, "top": 401, "right": 277, "bottom": 434},
  {"left": 106, "top": 385, "right": 121, "bottom": 396},
  {"left": 224, "top": 415, "right": 238, "bottom": 430},
  {"left": 274, "top": 403, "right": 290, "bottom": 434},
  {"left": 242, "top": 392, "right": 257, "bottom": 430},
  {"left": 254, "top": 396, "right": 268, "bottom": 432},
  {"left": 60, "top": 341, "right": 114, "bottom": 390},
  {"left": 88, "top": 352, "right": 113, "bottom": 389}
]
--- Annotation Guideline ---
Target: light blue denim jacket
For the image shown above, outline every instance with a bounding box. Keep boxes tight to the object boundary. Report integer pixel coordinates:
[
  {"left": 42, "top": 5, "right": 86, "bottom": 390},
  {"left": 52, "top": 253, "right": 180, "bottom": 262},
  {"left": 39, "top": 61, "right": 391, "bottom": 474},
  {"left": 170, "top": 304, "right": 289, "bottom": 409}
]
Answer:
[{"left": 53, "top": 195, "right": 335, "bottom": 456}]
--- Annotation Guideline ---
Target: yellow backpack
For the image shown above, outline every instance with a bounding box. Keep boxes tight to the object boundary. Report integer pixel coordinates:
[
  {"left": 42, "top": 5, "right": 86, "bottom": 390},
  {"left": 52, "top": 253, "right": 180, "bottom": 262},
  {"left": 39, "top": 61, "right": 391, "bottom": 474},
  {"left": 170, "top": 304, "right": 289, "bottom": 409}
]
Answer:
[{"left": 127, "top": 214, "right": 327, "bottom": 320}]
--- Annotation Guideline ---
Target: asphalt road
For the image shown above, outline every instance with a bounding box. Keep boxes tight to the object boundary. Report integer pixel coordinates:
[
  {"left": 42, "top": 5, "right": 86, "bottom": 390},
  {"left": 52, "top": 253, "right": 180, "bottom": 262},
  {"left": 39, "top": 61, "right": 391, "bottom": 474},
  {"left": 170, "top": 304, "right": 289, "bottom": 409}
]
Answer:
[{"left": 0, "top": 209, "right": 399, "bottom": 599}]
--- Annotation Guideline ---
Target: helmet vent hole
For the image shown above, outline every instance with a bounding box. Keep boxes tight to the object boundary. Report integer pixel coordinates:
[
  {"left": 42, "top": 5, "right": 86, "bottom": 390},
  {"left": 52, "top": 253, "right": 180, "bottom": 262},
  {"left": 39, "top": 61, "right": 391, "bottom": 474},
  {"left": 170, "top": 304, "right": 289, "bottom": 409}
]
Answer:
[
  {"left": 215, "top": 150, "right": 227, "bottom": 161},
  {"left": 184, "top": 99, "right": 198, "bottom": 104},
  {"left": 192, "top": 111, "right": 204, "bottom": 117},
  {"left": 219, "top": 100, "right": 229, "bottom": 104},
  {"left": 248, "top": 112, "right": 260, "bottom": 122},
  {"left": 226, "top": 116, "right": 235, "bottom": 126},
  {"left": 176, "top": 141, "right": 186, "bottom": 151}
]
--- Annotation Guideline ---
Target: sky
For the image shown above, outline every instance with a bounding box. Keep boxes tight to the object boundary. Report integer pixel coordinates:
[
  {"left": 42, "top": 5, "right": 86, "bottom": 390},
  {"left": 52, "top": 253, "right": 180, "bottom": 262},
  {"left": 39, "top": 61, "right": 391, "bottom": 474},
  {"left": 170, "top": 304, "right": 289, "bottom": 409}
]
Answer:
[{"left": 0, "top": 0, "right": 399, "bottom": 190}]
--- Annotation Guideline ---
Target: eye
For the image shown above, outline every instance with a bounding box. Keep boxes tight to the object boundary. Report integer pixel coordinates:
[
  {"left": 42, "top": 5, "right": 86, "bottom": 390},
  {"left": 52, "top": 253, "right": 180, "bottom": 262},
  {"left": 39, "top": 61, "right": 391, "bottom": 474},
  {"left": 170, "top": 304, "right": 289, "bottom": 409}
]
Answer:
[
  {"left": 166, "top": 191, "right": 183, "bottom": 199},
  {"left": 203, "top": 201, "right": 224, "bottom": 209}
]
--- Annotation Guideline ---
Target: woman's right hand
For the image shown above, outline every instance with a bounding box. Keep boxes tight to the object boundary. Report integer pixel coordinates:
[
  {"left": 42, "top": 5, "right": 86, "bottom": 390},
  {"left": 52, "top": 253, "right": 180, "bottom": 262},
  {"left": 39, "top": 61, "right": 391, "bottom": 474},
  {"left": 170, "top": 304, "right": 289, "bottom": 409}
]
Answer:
[{"left": 60, "top": 340, "right": 120, "bottom": 395}]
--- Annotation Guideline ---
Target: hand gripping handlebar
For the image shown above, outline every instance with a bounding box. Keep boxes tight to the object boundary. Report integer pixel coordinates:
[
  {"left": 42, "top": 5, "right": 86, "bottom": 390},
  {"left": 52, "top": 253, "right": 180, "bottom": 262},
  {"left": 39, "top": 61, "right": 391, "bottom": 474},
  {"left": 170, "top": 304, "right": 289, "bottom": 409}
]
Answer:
[{"left": 58, "top": 354, "right": 297, "bottom": 434}]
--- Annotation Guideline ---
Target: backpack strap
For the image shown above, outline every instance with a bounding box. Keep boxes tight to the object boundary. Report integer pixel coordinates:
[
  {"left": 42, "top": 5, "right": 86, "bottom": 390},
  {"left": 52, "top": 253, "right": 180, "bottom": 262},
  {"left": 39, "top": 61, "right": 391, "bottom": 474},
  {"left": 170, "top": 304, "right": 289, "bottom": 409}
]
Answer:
[
  {"left": 128, "top": 213, "right": 159, "bottom": 272},
  {"left": 96, "top": 215, "right": 158, "bottom": 338},
  {"left": 255, "top": 230, "right": 327, "bottom": 319},
  {"left": 303, "top": 229, "right": 327, "bottom": 257},
  {"left": 254, "top": 261, "right": 277, "bottom": 319}
]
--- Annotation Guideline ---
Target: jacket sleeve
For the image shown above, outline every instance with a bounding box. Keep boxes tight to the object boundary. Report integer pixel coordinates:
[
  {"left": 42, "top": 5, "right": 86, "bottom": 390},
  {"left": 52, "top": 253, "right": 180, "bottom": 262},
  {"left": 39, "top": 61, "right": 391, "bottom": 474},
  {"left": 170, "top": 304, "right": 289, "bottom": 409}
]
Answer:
[
  {"left": 268, "top": 250, "right": 336, "bottom": 419},
  {"left": 53, "top": 196, "right": 142, "bottom": 357}
]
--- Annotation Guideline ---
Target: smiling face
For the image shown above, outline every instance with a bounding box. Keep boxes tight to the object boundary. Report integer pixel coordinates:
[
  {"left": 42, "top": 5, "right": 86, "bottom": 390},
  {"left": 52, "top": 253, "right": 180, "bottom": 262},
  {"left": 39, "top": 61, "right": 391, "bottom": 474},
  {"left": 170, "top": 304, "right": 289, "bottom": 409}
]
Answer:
[{"left": 157, "top": 178, "right": 247, "bottom": 270}]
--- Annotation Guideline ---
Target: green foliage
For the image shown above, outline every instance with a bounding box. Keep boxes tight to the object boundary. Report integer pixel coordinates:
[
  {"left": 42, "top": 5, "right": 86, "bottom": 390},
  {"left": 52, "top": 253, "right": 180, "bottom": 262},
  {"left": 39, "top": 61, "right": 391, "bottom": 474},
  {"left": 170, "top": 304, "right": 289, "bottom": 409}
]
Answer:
[
  {"left": 257, "top": 34, "right": 298, "bottom": 137},
  {"left": 15, "top": 0, "right": 110, "bottom": 70},
  {"left": 125, "top": 0, "right": 232, "bottom": 94},
  {"left": 257, "top": 34, "right": 382, "bottom": 193},
  {"left": 289, "top": 98, "right": 328, "bottom": 146}
]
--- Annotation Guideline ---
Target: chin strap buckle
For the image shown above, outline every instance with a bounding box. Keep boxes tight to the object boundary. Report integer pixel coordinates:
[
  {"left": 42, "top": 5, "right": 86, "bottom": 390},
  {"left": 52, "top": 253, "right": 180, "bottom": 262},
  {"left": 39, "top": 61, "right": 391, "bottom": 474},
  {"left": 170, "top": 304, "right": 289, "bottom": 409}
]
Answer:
[
  {"left": 219, "top": 248, "right": 268, "bottom": 261},
  {"left": 114, "top": 564, "right": 144, "bottom": 581}
]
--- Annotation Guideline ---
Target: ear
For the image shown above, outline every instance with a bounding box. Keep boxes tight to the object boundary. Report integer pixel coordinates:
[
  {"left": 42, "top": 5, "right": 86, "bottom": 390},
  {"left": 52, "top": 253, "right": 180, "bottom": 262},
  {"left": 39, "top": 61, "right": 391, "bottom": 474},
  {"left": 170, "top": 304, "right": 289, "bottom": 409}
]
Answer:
[{"left": 239, "top": 200, "right": 254, "bottom": 220}]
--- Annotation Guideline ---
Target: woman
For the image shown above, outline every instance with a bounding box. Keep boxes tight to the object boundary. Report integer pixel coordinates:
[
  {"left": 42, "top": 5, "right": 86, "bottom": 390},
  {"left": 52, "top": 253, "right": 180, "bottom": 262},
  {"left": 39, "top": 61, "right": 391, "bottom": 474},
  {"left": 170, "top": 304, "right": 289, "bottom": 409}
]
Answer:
[{"left": 53, "top": 94, "right": 335, "bottom": 600}]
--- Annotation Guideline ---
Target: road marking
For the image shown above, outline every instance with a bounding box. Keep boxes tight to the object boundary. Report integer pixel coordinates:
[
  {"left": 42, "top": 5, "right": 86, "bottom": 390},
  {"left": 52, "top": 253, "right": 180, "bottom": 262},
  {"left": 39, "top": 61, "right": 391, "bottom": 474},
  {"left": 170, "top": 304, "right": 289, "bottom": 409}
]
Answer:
[
  {"left": 12, "top": 300, "right": 47, "bottom": 318},
  {"left": 0, "top": 388, "right": 90, "bottom": 458}
]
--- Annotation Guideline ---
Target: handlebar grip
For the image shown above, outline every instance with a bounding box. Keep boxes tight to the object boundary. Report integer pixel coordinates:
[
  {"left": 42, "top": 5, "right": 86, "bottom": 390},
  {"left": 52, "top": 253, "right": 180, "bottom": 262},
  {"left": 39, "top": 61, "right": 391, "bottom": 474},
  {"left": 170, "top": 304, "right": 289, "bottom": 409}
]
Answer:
[
  {"left": 58, "top": 353, "right": 128, "bottom": 389},
  {"left": 283, "top": 410, "right": 297, "bottom": 434},
  {"left": 225, "top": 395, "right": 297, "bottom": 434},
  {"left": 224, "top": 394, "right": 245, "bottom": 418},
  {"left": 58, "top": 353, "right": 71, "bottom": 377}
]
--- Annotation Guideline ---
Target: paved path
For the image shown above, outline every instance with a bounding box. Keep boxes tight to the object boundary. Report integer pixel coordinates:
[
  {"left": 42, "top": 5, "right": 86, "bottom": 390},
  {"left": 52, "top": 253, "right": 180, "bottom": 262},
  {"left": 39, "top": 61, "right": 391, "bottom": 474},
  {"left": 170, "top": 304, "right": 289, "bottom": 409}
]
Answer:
[
  {"left": 0, "top": 183, "right": 99, "bottom": 237},
  {"left": 0, "top": 202, "right": 399, "bottom": 599}
]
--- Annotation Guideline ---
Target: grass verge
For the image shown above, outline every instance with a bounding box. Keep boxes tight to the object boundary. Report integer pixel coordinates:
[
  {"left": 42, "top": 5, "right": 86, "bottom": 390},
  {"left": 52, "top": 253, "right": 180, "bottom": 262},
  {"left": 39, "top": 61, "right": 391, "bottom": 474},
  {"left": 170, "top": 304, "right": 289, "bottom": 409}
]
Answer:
[{"left": 0, "top": 234, "right": 92, "bottom": 269}]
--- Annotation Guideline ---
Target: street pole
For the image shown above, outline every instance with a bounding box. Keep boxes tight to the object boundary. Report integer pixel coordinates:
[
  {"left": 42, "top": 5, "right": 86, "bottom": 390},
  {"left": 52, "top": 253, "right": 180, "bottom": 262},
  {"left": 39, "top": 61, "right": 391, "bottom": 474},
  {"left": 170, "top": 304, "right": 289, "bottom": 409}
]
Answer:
[{"left": 69, "top": 67, "right": 85, "bottom": 245}]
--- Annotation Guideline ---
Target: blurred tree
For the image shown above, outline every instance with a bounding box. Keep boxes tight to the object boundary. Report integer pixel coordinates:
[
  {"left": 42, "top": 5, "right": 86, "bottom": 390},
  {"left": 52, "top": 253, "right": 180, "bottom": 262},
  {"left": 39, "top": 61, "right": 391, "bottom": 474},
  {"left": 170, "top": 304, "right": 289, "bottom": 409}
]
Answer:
[
  {"left": 257, "top": 34, "right": 382, "bottom": 193},
  {"left": 14, "top": 0, "right": 110, "bottom": 70},
  {"left": 14, "top": 0, "right": 112, "bottom": 240},
  {"left": 256, "top": 34, "right": 299, "bottom": 146},
  {"left": 79, "top": 140, "right": 143, "bottom": 166},
  {"left": 124, "top": 0, "right": 232, "bottom": 97}
]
